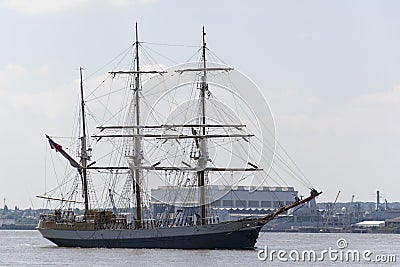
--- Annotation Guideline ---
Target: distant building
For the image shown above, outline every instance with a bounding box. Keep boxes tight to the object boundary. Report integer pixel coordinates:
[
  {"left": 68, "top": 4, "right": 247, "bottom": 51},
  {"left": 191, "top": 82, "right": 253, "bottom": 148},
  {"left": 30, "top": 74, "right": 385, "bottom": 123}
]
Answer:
[
  {"left": 385, "top": 217, "right": 400, "bottom": 227},
  {"left": 354, "top": 220, "right": 385, "bottom": 228},
  {"left": 0, "top": 218, "right": 16, "bottom": 225},
  {"left": 151, "top": 185, "right": 298, "bottom": 222},
  {"left": 367, "top": 209, "right": 400, "bottom": 221}
]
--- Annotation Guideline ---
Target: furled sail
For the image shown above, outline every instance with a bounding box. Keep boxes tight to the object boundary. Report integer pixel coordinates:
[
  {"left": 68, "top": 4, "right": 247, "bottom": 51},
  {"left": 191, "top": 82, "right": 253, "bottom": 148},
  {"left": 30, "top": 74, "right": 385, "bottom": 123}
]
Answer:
[{"left": 46, "top": 135, "right": 82, "bottom": 170}]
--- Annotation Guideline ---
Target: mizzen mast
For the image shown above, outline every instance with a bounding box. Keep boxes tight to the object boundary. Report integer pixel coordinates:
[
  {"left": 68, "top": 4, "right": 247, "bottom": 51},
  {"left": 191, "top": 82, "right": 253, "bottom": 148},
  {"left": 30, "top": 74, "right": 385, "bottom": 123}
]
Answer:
[{"left": 79, "top": 67, "right": 90, "bottom": 211}]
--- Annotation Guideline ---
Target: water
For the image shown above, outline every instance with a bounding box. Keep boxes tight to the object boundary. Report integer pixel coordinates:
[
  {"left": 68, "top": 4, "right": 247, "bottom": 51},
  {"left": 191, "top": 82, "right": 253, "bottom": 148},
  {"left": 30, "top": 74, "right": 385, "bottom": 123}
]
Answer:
[{"left": 0, "top": 230, "right": 398, "bottom": 266}]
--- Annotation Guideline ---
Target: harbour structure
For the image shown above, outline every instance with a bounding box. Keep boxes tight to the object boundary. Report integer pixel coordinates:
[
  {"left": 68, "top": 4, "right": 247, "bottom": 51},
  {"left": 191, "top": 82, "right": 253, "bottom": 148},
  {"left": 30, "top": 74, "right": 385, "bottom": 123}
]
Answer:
[{"left": 152, "top": 185, "right": 298, "bottom": 223}]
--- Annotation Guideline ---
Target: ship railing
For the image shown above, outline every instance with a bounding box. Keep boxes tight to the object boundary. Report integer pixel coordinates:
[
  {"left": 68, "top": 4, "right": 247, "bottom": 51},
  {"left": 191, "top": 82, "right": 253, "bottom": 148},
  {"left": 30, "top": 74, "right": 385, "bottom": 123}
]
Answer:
[
  {"left": 39, "top": 213, "right": 76, "bottom": 224},
  {"left": 105, "top": 216, "right": 127, "bottom": 230},
  {"left": 60, "top": 210, "right": 75, "bottom": 222},
  {"left": 39, "top": 213, "right": 56, "bottom": 222},
  {"left": 75, "top": 215, "right": 85, "bottom": 223},
  {"left": 84, "top": 214, "right": 97, "bottom": 223},
  {"left": 115, "top": 215, "right": 127, "bottom": 221},
  {"left": 205, "top": 216, "right": 220, "bottom": 225},
  {"left": 140, "top": 219, "right": 156, "bottom": 229},
  {"left": 156, "top": 215, "right": 220, "bottom": 227}
]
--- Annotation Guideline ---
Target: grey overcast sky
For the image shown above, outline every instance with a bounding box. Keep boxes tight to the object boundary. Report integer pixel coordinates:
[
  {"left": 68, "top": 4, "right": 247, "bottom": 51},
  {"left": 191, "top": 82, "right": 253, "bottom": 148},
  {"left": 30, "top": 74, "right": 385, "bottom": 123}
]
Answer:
[{"left": 1, "top": 0, "right": 400, "bottom": 208}]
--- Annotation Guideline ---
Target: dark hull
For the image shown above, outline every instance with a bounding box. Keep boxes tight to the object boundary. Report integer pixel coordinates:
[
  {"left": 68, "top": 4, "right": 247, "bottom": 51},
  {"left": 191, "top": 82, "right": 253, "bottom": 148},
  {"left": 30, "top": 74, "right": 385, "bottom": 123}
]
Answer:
[
  {"left": 46, "top": 227, "right": 261, "bottom": 249},
  {"left": 38, "top": 218, "right": 265, "bottom": 249}
]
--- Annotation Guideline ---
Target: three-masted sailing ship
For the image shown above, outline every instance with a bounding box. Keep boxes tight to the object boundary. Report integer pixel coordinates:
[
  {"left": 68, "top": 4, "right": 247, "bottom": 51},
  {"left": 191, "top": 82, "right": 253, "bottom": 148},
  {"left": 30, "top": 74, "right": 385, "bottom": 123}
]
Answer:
[{"left": 37, "top": 25, "right": 321, "bottom": 249}]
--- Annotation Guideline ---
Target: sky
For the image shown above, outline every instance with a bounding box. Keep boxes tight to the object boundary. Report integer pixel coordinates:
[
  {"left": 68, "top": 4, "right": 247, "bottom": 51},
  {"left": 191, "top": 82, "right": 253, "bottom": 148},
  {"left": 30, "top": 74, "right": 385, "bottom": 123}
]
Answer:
[{"left": 1, "top": 0, "right": 400, "bottom": 208}]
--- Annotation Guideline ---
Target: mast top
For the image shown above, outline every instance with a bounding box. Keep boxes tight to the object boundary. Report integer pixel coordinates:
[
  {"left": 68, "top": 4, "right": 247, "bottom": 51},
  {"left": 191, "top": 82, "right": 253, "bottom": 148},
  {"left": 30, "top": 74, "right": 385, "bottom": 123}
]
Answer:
[
  {"left": 202, "top": 27, "right": 207, "bottom": 68},
  {"left": 202, "top": 26, "right": 206, "bottom": 45},
  {"left": 135, "top": 22, "right": 139, "bottom": 45}
]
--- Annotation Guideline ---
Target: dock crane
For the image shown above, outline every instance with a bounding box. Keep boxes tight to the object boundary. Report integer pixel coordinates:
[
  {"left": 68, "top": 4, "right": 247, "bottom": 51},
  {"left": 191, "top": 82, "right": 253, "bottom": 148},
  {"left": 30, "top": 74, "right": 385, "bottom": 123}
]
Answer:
[{"left": 325, "top": 190, "right": 341, "bottom": 226}]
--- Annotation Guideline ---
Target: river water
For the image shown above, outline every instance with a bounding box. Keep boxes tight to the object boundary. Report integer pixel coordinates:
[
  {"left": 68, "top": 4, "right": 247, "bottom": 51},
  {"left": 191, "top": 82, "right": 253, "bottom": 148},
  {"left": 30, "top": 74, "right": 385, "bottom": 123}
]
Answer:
[{"left": 0, "top": 230, "right": 398, "bottom": 266}]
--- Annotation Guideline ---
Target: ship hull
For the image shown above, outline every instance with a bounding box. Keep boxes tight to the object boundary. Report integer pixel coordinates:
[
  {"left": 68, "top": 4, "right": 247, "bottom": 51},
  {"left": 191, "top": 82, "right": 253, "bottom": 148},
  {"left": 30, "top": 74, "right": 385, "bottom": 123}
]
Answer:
[{"left": 38, "top": 219, "right": 264, "bottom": 249}]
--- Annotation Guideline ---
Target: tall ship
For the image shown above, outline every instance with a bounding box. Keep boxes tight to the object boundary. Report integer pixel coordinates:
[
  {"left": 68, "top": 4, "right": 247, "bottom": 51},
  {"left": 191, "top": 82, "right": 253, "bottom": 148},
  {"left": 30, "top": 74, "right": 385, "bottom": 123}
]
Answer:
[{"left": 37, "top": 25, "right": 321, "bottom": 249}]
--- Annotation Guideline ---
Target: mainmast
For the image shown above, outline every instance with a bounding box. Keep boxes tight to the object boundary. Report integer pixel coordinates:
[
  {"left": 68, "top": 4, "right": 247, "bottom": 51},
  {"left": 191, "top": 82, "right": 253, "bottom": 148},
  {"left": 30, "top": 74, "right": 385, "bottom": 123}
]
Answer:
[
  {"left": 198, "top": 27, "right": 208, "bottom": 224},
  {"left": 106, "top": 23, "right": 167, "bottom": 229},
  {"left": 79, "top": 67, "right": 90, "bottom": 211},
  {"left": 133, "top": 23, "right": 143, "bottom": 229}
]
